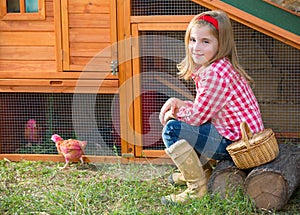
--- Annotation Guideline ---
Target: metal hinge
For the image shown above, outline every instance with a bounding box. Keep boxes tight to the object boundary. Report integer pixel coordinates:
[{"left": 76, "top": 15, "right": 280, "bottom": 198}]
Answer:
[{"left": 111, "top": 59, "right": 118, "bottom": 75}]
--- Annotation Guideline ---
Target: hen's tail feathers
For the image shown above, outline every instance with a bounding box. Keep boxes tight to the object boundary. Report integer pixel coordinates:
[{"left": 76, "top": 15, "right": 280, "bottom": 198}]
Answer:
[{"left": 79, "top": 141, "right": 87, "bottom": 153}]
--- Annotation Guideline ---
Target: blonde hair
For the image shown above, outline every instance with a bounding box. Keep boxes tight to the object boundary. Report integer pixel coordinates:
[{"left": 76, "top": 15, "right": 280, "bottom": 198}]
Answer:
[{"left": 177, "top": 10, "right": 253, "bottom": 83}]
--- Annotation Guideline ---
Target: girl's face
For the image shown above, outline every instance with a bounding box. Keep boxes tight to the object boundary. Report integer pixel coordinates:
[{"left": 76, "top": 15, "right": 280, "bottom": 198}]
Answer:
[{"left": 188, "top": 25, "right": 219, "bottom": 67}]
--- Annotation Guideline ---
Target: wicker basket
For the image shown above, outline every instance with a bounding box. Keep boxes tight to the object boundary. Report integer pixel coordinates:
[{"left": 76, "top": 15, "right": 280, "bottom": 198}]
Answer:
[{"left": 226, "top": 122, "right": 279, "bottom": 169}]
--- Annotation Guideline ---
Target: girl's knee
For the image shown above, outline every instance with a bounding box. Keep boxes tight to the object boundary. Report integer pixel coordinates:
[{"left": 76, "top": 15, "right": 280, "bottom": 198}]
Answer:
[
  {"left": 162, "top": 120, "right": 180, "bottom": 135},
  {"left": 162, "top": 120, "right": 181, "bottom": 147}
]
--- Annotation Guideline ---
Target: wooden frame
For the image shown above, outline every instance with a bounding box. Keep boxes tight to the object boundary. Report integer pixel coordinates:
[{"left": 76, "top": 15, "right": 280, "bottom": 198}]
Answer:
[
  {"left": 129, "top": 1, "right": 300, "bottom": 157},
  {"left": 54, "top": 0, "right": 63, "bottom": 72},
  {"left": 263, "top": 0, "right": 300, "bottom": 17},
  {"left": 131, "top": 19, "right": 189, "bottom": 158},
  {"left": 0, "top": 154, "right": 173, "bottom": 165},
  {"left": 0, "top": 0, "right": 45, "bottom": 20},
  {"left": 116, "top": 0, "right": 136, "bottom": 159}
]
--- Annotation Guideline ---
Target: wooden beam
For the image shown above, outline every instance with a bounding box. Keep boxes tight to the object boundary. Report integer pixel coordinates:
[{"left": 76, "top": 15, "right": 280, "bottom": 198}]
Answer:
[
  {"left": 0, "top": 154, "right": 173, "bottom": 165},
  {"left": 61, "top": 0, "right": 70, "bottom": 70},
  {"left": 117, "top": 0, "right": 136, "bottom": 158},
  {"left": 140, "top": 150, "right": 168, "bottom": 158},
  {"left": 137, "top": 23, "right": 188, "bottom": 31},
  {"left": 131, "top": 15, "right": 194, "bottom": 23},
  {"left": 0, "top": 79, "right": 119, "bottom": 93},
  {"left": 0, "top": 32, "right": 55, "bottom": 46},
  {"left": 0, "top": 86, "right": 118, "bottom": 94},
  {"left": 131, "top": 23, "right": 143, "bottom": 157},
  {"left": 0, "top": 71, "right": 117, "bottom": 79},
  {"left": 54, "top": 0, "right": 63, "bottom": 72},
  {"left": 192, "top": 0, "right": 300, "bottom": 49}
]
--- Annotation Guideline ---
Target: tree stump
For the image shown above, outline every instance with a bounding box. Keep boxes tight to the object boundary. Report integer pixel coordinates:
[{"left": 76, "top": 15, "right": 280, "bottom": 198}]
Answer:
[
  {"left": 244, "top": 144, "right": 300, "bottom": 210},
  {"left": 208, "top": 160, "right": 247, "bottom": 198}
]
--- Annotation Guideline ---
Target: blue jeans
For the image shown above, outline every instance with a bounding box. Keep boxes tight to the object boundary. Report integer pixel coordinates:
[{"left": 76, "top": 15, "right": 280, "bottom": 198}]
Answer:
[{"left": 162, "top": 119, "right": 232, "bottom": 160}]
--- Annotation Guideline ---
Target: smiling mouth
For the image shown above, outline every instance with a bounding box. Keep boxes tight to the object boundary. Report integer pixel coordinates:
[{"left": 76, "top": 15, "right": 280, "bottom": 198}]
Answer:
[{"left": 193, "top": 53, "right": 204, "bottom": 57}]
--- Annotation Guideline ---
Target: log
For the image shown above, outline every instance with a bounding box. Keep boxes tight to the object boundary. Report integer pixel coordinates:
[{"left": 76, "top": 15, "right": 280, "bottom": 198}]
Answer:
[
  {"left": 208, "top": 160, "right": 248, "bottom": 198},
  {"left": 245, "top": 144, "right": 300, "bottom": 210}
]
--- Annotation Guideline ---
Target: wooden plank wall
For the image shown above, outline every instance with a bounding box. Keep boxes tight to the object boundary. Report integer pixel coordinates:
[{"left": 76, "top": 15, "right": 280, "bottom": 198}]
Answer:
[
  {"left": 0, "top": 0, "right": 56, "bottom": 73},
  {"left": 65, "top": 0, "right": 114, "bottom": 72}
]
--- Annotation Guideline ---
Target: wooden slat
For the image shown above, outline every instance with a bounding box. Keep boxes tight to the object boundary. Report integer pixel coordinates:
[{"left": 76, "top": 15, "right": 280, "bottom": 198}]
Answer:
[
  {"left": 0, "top": 86, "right": 119, "bottom": 94},
  {"left": 45, "top": 0, "right": 54, "bottom": 17},
  {"left": 0, "top": 46, "right": 55, "bottom": 60},
  {"left": 61, "top": 0, "right": 70, "bottom": 70},
  {"left": 69, "top": 57, "right": 111, "bottom": 71},
  {"left": 1, "top": 13, "right": 45, "bottom": 20},
  {"left": 70, "top": 56, "right": 111, "bottom": 65},
  {"left": 38, "top": 0, "right": 46, "bottom": 18},
  {"left": 69, "top": 28, "right": 111, "bottom": 43},
  {"left": 0, "top": 0, "right": 6, "bottom": 17},
  {"left": 54, "top": 0, "right": 62, "bottom": 71},
  {"left": 0, "top": 79, "right": 118, "bottom": 87},
  {"left": 0, "top": 154, "right": 173, "bottom": 165},
  {"left": 0, "top": 79, "right": 119, "bottom": 94},
  {"left": 69, "top": 65, "right": 111, "bottom": 72},
  {"left": 0, "top": 17, "right": 54, "bottom": 31},
  {"left": 68, "top": 0, "right": 110, "bottom": 14},
  {"left": 69, "top": 14, "right": 110, "bottom": 28},
  {"left": 110, "top": 0, "right": 117, "bottom": 60},
  {"left": 0, "top": 71, "right": 118, "bottom": 79},
  {"left": 70, "top": 42, "right": 111, "bottom": 57},
  {"left": 0, "top": 32, "right": 55, "bottom": 45},
  {"left": 0, "top": 60, "right": 56, "bottom": 72},
  {"left": 140, "top": 150, "right": 167, "bottom": 158}
]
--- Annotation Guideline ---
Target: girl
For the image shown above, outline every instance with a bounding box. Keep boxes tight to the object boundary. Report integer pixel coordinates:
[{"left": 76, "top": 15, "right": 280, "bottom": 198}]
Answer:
[{"left": 159, "top": 10, "right": 264, "bottom": 204}]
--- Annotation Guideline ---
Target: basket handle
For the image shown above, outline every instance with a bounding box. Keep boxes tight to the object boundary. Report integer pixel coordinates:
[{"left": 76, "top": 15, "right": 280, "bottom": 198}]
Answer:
[{"left": 240, "top": 122, "right": 253, "bottom": 149}]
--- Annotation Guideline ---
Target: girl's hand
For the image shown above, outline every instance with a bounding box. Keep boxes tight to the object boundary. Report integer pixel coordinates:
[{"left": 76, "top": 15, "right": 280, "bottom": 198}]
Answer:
[
  {"left": 162, "top": 109, "right": 176, "bottom": 126},
  {"left": 159, "top": 98, "right": 185, "bottom": 125}
]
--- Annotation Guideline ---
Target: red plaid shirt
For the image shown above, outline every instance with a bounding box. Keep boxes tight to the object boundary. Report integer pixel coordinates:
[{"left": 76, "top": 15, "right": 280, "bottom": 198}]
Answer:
[{"left": 176, "top": 57, "right": 264, "bottom": 141}]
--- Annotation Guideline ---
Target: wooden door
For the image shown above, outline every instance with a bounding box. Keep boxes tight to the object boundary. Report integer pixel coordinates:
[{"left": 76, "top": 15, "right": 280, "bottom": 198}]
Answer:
[
  {"left": 115, "top": 0, "right": 196, "bottom": 158},
  {"left": 131, "top": 21, "right": 192, "bottom": 158},
  {"left": 61, "top": 0, "right": 117, "bottom": 74}
]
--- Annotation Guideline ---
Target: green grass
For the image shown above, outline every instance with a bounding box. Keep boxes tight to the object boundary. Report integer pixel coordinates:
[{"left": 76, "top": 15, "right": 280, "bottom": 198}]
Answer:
[{"left": 0, "top": 160, "right": 298, "bottom": 215}]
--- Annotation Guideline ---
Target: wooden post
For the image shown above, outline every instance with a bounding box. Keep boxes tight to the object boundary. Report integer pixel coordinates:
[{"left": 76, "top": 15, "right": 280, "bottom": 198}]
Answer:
[
  {"left": 208, "top": 160, "right": 248, "bottom": 198},
  {"left": 244, "top": 144, "right": 300, "bottom": 210}
]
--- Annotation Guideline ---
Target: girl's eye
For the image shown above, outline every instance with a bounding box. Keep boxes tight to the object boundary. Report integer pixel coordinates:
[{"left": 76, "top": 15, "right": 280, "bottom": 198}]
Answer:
[
  {"left": 203, "top": 40, "right": 209, "bottom": 44},
  {"left": 190, "top": 38, "right": 196, "bottom": 42}
]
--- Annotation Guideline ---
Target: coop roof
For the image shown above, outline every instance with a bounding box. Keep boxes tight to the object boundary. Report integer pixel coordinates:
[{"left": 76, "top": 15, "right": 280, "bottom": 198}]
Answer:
[{"left": 194, "top": 0, "right": 300, "bottom": 49}]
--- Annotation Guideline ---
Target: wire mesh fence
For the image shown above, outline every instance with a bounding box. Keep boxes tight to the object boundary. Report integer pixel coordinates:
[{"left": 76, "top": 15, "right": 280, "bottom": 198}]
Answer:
[
  {"left": 1, "top": 0, "right": 299, "bottom": 157},
  {"left": 131, "top": 0, "right": 205, "bottom": 16},
  {"left": 135, "top": 1, "right": 300, "bottom": 150},
  {"left": 0, "top": 93, "right": 121, "bottom": 156}
]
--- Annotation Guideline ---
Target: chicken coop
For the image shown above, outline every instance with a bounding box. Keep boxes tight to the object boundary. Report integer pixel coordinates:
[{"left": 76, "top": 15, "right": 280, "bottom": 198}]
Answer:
[{"left": 0, "top": 0, "right": 299, "bottom": 164}]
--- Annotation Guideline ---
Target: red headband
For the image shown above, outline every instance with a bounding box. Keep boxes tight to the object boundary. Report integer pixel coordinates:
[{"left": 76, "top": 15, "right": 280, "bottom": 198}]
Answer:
[{"left": 197, "top": 15, "right": 219, "bottom": 30}]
